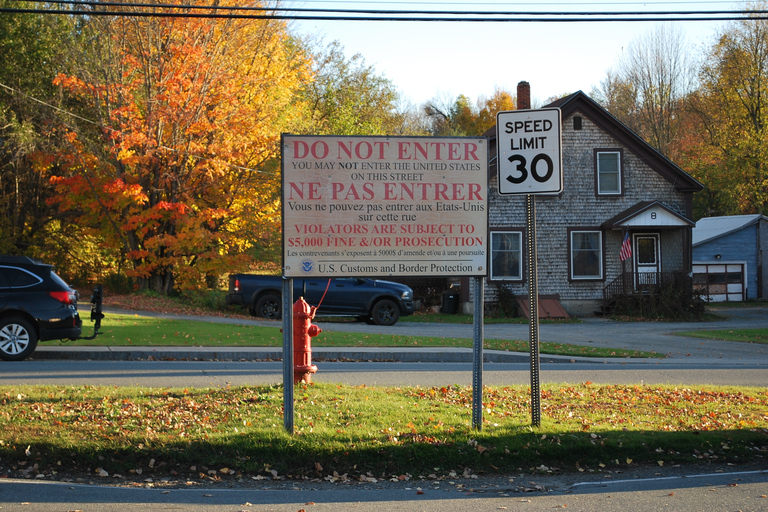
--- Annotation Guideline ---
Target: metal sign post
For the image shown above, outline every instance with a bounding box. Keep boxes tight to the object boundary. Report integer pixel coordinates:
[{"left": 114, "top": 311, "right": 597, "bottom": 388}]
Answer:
[
  {"left": 471, "top": 276, "right": 484, "bottom": 430},
  {"left": 282, "top": 278, "right": 294, "bottom": 433},
  {"left": 496, "top": 108, "right": 562, "bottom": 428},
  {"left": 526, "top": 196, "right": 541, "bottom": 427}
]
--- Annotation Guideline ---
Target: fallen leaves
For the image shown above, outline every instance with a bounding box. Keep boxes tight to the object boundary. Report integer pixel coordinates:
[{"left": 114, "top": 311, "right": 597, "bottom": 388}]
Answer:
[
  {"left": 1, "top": 382, "right": 766, "bottom": 485},
  {"left": 404, "top": 383, "right": 768, "bottom": 432}
]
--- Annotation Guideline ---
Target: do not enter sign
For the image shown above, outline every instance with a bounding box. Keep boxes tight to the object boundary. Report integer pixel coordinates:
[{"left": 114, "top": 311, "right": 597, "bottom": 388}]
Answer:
[{"left": 496, "top": 108, "right": 563, "bottom": 195}]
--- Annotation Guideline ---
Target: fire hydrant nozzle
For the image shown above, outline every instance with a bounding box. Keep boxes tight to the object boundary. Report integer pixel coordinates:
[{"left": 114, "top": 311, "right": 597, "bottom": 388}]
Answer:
[{"left": 293, "top": 297, "right": 320, "bottom": 384}]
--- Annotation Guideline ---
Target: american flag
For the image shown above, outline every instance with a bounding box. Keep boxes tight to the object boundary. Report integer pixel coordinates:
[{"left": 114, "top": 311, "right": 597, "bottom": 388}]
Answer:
[{"left": 620, "top": 232, "right": 632, "bottom": 262}]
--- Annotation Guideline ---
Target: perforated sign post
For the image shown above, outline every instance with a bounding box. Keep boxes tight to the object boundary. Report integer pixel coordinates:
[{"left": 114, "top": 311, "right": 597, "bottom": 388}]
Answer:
[{"left": 496, "top": 108, "right": 562, "bottom": 427}]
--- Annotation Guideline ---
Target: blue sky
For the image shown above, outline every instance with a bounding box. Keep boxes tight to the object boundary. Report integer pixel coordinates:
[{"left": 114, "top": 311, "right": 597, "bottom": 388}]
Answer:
[{"left": 290, "top": 0, "right": 738, "bottom": 107}]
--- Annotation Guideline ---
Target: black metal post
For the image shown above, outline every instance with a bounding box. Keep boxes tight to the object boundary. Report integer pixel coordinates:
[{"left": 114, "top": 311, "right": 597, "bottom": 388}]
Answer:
[
  {"left": 471, "top": 277, "right": 484, "bottom": 430},
  {"left": 526, "top": 194, "right": 541, "bottom": 427}
]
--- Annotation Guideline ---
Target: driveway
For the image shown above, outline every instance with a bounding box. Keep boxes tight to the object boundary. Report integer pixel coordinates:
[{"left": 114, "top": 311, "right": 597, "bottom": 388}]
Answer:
[{"left": 33, "top": 305, "right": 768, "bottom": 367}]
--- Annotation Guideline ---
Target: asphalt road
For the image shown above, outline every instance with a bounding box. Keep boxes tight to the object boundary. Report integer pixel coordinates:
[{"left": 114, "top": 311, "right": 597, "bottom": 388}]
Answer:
[
  {"left": 2, "top": 360, "right": 767, "bottom": 387},
  {"left": 1, "top": 464, "right": 766, "bottom": 511}
]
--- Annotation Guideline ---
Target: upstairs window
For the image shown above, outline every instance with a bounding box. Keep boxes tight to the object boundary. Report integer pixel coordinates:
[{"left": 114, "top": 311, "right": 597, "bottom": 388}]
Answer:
[{"left": 596, "top": 150, "right": 622, "bottom": 195}]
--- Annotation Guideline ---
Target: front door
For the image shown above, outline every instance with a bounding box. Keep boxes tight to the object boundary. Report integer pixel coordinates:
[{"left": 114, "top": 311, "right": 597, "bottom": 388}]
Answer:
[{"left": 634, "top": 233, "right": 660, "bottom": 289}]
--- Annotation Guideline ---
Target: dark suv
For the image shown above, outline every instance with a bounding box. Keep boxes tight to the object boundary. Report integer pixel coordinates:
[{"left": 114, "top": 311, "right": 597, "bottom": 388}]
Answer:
[{"left": 0, "top": 256, "right": 82, "bottom": 361}]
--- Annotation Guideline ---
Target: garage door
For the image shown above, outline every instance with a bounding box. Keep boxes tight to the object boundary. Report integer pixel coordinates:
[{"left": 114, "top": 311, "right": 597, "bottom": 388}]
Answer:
[{"left": 692, "top": 263, "right": 745, "bottom": 302}]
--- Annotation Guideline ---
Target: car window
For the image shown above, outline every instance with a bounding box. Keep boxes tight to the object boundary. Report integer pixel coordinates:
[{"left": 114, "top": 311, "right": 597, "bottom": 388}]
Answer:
[
  {"left": 49, "top": 271, "right": 71, "bottom": 289},
  {"left": 0, "top": 266, "right": 43, "bottom": 288}
]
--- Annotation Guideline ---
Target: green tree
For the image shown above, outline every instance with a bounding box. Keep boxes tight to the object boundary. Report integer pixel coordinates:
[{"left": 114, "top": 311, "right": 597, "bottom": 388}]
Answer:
[
  {"left": 0, "top": 2, "right": 71, "bottom": 256},
  {"left": 294, "top": 40, "right": 410, "bottom": 136}
]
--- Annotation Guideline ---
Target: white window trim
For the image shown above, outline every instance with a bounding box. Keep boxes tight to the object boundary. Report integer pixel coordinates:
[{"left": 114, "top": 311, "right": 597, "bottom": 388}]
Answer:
[{"left": 570, "top": 230, "right": 604, "bottom": 280}]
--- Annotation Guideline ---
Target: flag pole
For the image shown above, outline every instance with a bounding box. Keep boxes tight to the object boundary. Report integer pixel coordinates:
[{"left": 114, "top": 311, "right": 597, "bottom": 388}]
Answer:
[{"left": 621, "top": 230, "right": 631, "bottom": 293}]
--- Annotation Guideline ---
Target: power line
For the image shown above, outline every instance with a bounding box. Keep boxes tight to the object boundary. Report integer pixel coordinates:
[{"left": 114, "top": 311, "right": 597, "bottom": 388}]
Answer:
[
  {"left": 294, "top": 0, "right": 743, "bottom": 5},
  {"left": 1, "top": 4, "right": 765, "bottom": 22},
  {"left": 16, "top": 0, "right": 768, "bottom": 17}
]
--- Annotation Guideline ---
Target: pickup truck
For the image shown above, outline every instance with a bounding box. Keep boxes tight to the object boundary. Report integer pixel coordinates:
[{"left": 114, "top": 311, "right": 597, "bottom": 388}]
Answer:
[{"left": 226, "top": 275, "right": 415, "bottom": 326}]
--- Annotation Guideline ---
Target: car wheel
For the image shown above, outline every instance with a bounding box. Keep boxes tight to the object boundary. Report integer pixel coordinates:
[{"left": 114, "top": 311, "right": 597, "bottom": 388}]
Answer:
[
  {"left": 0, "top": 317, "right": 38, "bottom": 361},
  {"left": 254, "top": 294, "right": 282, "bottom": 319},
  {"left": 371, "top": 299, "right": 400, "bottom": 326}
]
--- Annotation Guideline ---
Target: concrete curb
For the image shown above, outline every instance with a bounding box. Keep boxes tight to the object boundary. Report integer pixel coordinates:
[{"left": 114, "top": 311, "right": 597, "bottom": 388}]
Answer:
[{"left": 31, "top": 346, "right": 592, "bottom": 364}]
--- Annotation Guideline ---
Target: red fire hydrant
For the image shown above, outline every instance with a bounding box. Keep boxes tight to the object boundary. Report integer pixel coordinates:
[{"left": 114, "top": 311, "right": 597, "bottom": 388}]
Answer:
[{"left": 293, "top": 297, "right": 320, "bottom": 384}]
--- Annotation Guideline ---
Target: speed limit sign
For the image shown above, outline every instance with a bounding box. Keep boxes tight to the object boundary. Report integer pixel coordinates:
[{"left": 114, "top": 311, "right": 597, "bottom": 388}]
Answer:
[{"left": 496, "top": 108, "right": 562, "bottom": 195}]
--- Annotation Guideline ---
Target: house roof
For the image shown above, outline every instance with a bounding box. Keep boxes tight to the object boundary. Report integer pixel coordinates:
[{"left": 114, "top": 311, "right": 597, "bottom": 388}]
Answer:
[
  {"left": 485, "top": 91, "right": 704, "bottom": 193},
  {"left": 692, "top": 214, "right": 768, "bottom": 246},
  {"left": 601, "top": 200, "right": 695, "bottom": 230}
]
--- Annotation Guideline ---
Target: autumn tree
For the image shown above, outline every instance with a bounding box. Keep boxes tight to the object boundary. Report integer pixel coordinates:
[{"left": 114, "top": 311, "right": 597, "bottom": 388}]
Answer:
[
  {"left": 594, "top": 24, "right": 695, "bottom": 160},
  {"left": 424, "top": 88, "right": 515, "bottom": 136},
  {"left": 688, "top": 10, "right": 768, "bottom": 215},
  {"left": 424, "top": 94, "right": 471, "bottom": 136},
  {"left": 50, "top": 1, "right": 311, "bottom": 292}
]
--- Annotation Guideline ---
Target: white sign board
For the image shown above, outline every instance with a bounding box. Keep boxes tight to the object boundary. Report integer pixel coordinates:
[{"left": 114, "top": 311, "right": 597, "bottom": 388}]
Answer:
[
  {"left": 282, "top": 135, "right": 488, "bottom": 278},
  {"left": 496, "top": 108, "right": 563, "bottom": 195}
]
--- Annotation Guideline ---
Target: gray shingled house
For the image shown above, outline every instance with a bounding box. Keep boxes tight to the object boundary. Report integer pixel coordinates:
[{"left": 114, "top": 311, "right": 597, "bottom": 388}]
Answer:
[{"left": 461, "top": 88, "right": 704, "bottom": 316}]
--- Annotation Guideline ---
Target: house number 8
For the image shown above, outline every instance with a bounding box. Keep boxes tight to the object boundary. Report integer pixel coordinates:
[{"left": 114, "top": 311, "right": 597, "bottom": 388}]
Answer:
[
  {"left": 651, "top": 212, "right": 657, "bottom": 219},
  {"left": 505, "top": 154, "right": 555, "bottom": 184}
]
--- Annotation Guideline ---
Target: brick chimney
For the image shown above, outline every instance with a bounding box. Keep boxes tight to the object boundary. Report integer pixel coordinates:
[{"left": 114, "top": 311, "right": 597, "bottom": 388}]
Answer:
[{"left": 517, "top": 81, "right": 530, "bottom": 110}]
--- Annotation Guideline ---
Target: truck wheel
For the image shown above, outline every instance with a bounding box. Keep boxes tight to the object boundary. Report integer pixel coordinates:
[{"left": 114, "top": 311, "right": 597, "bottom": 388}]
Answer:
[
  {"left": 371, "top": 299, "right": 399, "bottom": 326},
  {"left": 253, "top": 294, "right": 282, "bottom": 320},
  {"left": 0, "top": 317, "right": 38, "bottom": 361}
]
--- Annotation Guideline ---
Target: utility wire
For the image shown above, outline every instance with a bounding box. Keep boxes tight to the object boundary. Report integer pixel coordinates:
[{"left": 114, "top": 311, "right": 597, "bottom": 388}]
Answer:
[
  {"left": 14, "top": 0, "right": 768, "bottom": 17},
  {"left": 1, "top": 6, "right": 765, "bottom": 21},
  {"left": 1, "top": 0, "right": 765, "bottom": 20},
  {"left": 295, "top": 0, "right": 742, "bottom": 4}
]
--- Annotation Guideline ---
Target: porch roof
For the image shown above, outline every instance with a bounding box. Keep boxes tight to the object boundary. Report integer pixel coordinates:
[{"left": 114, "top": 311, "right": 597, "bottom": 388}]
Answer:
[{"left": 601, "top": 201, "right": 694, "bottom": 230}]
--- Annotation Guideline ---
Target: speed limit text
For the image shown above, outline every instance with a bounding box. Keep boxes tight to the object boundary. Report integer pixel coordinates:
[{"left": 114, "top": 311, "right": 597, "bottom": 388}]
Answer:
[{"left": 503, "top": 118, "right": 554, "bottom": 150}]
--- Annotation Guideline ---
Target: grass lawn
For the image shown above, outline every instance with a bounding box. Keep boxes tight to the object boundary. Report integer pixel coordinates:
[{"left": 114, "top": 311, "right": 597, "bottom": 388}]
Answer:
[
  {"left": 1, "top": 382, "right": 766, "bottom": 483},
  {"left": 12, "top": 296, "right": 763, "bottom": 484},
  {"left": 63, "top": 313, "right": 661, "bottom": 359},
  {"left": 674, "top": 328, "right": 768, "bottom": 344}
]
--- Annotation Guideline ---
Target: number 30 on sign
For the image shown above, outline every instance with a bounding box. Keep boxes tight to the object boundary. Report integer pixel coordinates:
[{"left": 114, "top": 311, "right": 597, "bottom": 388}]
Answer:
[{"left": 496, "top": 108, "right": 563, "bottom": 195}]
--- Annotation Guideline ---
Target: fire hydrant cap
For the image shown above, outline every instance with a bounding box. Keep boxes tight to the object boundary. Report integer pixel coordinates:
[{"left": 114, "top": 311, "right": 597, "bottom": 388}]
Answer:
[{"left": 293, "top": 296, "right": 316, "bottom": 318}]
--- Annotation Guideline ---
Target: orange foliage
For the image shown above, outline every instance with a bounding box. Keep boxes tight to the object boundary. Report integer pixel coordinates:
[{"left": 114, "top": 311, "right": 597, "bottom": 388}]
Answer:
[{"left": 48, "top": 1, "right": 311, "bottom": 291}]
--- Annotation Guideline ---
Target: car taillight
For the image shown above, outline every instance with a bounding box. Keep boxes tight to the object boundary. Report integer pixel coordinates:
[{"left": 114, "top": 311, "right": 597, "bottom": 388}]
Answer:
[
  {"left": 49, "top": 290, "right": 77, "bottom": 305},
  {"left": 234, "top": 279, "right": 240, "bottom": 292}
]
